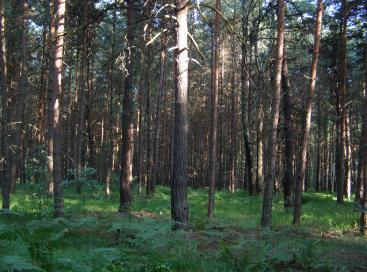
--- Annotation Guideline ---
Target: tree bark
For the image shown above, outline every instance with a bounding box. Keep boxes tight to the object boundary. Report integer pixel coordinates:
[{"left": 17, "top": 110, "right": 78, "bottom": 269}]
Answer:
[
  {"left": 260, "top": 0, "right": 285, "bottom": 228},
  {"left": 335, "top": 0, "right": 348, "bottom": 204},
  {"left": 75, "top": 0, "right": 89, "bottom": 179},
  {"left": 48, "top": 0, "right": 66, "bottom": 217},
  {"left": 104, "top": 3, "right": 116, "bottom": 196},
  {"left": 282, "top": 56, "right": 294, "bottom": 208},
  {"left": 152, "top": 20, "right": 168, "bottom": 197},
  {"left": 0, "top": 0, "right": 10, "bottom": 209},
  {"left": 359, "top": 52, "right": 367, "bottom": 235},
  {"left": 293, "top": 0, "right": 323, "bottom": 226},
  {"left": 119, "top": 0, "right": 136, "bottom": 211},
  {"left": 208, "top": 0, "right": 220, "bottom": 218},
  {"left": 171, "top": 0, "right": 189, "bottom": 229}
]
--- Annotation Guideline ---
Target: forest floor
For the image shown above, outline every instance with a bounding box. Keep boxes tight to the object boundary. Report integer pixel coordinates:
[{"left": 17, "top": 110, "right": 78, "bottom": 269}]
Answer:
[{"left": 1, "top": 184, "right": 367, "bottom": 271}]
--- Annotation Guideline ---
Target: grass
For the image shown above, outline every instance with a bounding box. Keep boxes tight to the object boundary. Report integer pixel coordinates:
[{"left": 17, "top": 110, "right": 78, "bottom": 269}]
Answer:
[{"left": 1, "top": 183, "right": 366, "bottom": 271}]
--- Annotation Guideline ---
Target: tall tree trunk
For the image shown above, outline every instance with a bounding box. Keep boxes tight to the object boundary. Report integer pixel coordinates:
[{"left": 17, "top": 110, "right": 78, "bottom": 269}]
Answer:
[
  {"left": 208, "top": 0, "right": 220, "bottom": 218},
  {"left": 229, "top": 46, "right": 237, "bottom": 193},
  {"left": 118, "top": 0, "right": 136, "bottom": 211},
  {"left": 335, "top": 0, "right": 348, "bottom": 204},
  {"left": 293, "top": 0, "right": 323, "bottom": 225},
  {"left": 260, "top": 0, "right": 285, "bottom": 228},
  {"left": 104, "top": 3, "right": 116, "bottom": 196},
  {"left": 240, "top": 3, "right": 256, "bottom": 196},
  {"left": 145, "top": 9, "right": 154, "bottom": 197},
  {"left": 152, "top": 22, "right": 168, "bottom": 197},
  {"left": 171, "top": 0, "right": 189, "bottom": 229},
  {"left": 48, "top": 0, "right": 65, "bottom": 217},
  {"left": 315, "top": 95, "right": 322, "bottom": 191},
  {"left": 9, "top": 0, "right": 28, "bottom": 193},
  {"left": 359, "top": 52, "right": 367, "bottom": 235},
  {"left": 37, "top": 24, "right": 48, "bottom": 143},
  {"left": 75, "top": 0, "right": 89, "bottom": 178},
  {"left": 47, "top": 0, "right": 56, "bottom": 194},
  {"left": 0, "top": 0, "right": 10, "bottom": 209},
  {"left": 282, "top": 56, "right": 294, "bottom": 208}
]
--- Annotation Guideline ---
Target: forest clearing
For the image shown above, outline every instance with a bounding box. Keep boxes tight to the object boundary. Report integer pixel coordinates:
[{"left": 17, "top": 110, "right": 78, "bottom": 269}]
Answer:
[{"left": 1, "top": 0, "right": 367, "bottom": 271}]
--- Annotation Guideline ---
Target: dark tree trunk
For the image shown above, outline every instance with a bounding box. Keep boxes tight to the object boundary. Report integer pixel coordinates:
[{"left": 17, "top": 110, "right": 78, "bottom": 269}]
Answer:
[
  {"left": 282, "top": 57, "right": 294, "bottom": 208},
  {"left": 207, "top": 0, "right": 220, "bottom": 218},
  {"left": 359, "top": 54, "right": 367, "bottom": 235},
  {"left": 119, "top": 0, "right": 136, "bottom": 211},
  {"left": 0, "top": 0, "right": 10, "bottom": 209}
]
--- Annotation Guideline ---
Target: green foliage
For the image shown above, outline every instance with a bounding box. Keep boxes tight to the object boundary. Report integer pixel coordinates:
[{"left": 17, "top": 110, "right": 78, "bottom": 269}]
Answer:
[{"left": 0, "top": 187, "right": 366, "bottom": 271}]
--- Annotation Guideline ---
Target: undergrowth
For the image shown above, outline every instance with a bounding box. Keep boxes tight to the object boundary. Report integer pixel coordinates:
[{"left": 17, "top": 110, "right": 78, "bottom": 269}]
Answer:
[{"left": 0, "top": 185, "right": 366, "bottom": 271}]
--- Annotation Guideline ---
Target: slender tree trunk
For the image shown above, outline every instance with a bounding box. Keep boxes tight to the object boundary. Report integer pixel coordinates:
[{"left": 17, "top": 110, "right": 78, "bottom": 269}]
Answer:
[
  {"left": 256, "top": 99, "right": 264, "bottom": 193},
  {"left": 104, "top": 3, "right": 116, "bottom": 196},
  {"left": 119, "top": 0, "right": 136, "bottom": 211},
  {"left": 260, "top": 0, "right": 285, "bottom": 228},
  {"left": 9, "top": 0, "right": 28, "bottom": 193},
  {"left": 171, "top": 0, "right": 189, "bottom": 229},
  {"left": 293, "top": 0, "right": 323, "bottom": 225},
  {"left": 152, "top": 23, "right": 168, "bottom": 196},
  {"left": 344, "top": 111, "right": 352, "bottom": 198},
  {"left": 48, "top": 0, "right": 65, "bottom": 217},
  {"left": 145, "top": 12, "right": 154, "bottom": 197},
  {"left": 229, "top": 48, "right": 237, "bottom": 193},
  {"left": 282, "top": 57, "right": 294, "bottom": 207},
  {"left": 47, "top": 0, "right": 57, "bottom": 194},
  {"left": 0, "top": 0, "right": 10, "bottom": 209},
  {"left": 37, "top": 24, "right": 48, "bottom": 143},
  {"left": 316, "top": 96, "right": 322, "bottom": 191},
  {"left": 335, "top": 0, "right": 348, "bottom": 204},
  {"left": 208, "top": 0, "right": 220, "bottom": 218},
  {"left": 75, "top": 0, "right": 89, "bottom": 179},
  {"left": 359, "top": 53, "right": 367, "bottom": 234}
]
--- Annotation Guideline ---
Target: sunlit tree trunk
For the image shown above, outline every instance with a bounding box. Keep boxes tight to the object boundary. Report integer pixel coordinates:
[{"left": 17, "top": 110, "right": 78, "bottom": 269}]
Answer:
[
  {"left": 293, "top": 0, "right": 323, "bottom": 225},
  {"left": 48, "top": 0, "right": 65, "bottom": 217},
  {"left": 171, "top": 0, "right": 189, "bottom": 229},
  {"left": 261, "top": 0, "right": 285, "bottom": 228},
  {"left": 335, "top": 0, "right": 348, "bottom": 204}
]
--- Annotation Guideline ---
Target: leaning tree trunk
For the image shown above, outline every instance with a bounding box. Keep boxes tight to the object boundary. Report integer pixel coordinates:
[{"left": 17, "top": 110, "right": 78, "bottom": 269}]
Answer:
[
  {"left": 119, "top": 0, "right": 136, "bottom": 211},
  {"left": 48, "top": 0, "right": 66, "bottom": 217},
  {"left": 171, "top": 0, "right": 189, "bottom": 229},
  {"left": 260, "top": 0, "right": 285, "bottom": 228},
  {"left": 293, "top": 0, "right": 323, "bottom": 226},
  {"left": 208, "top": 0, "right": 220, "bottom": 218}
]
